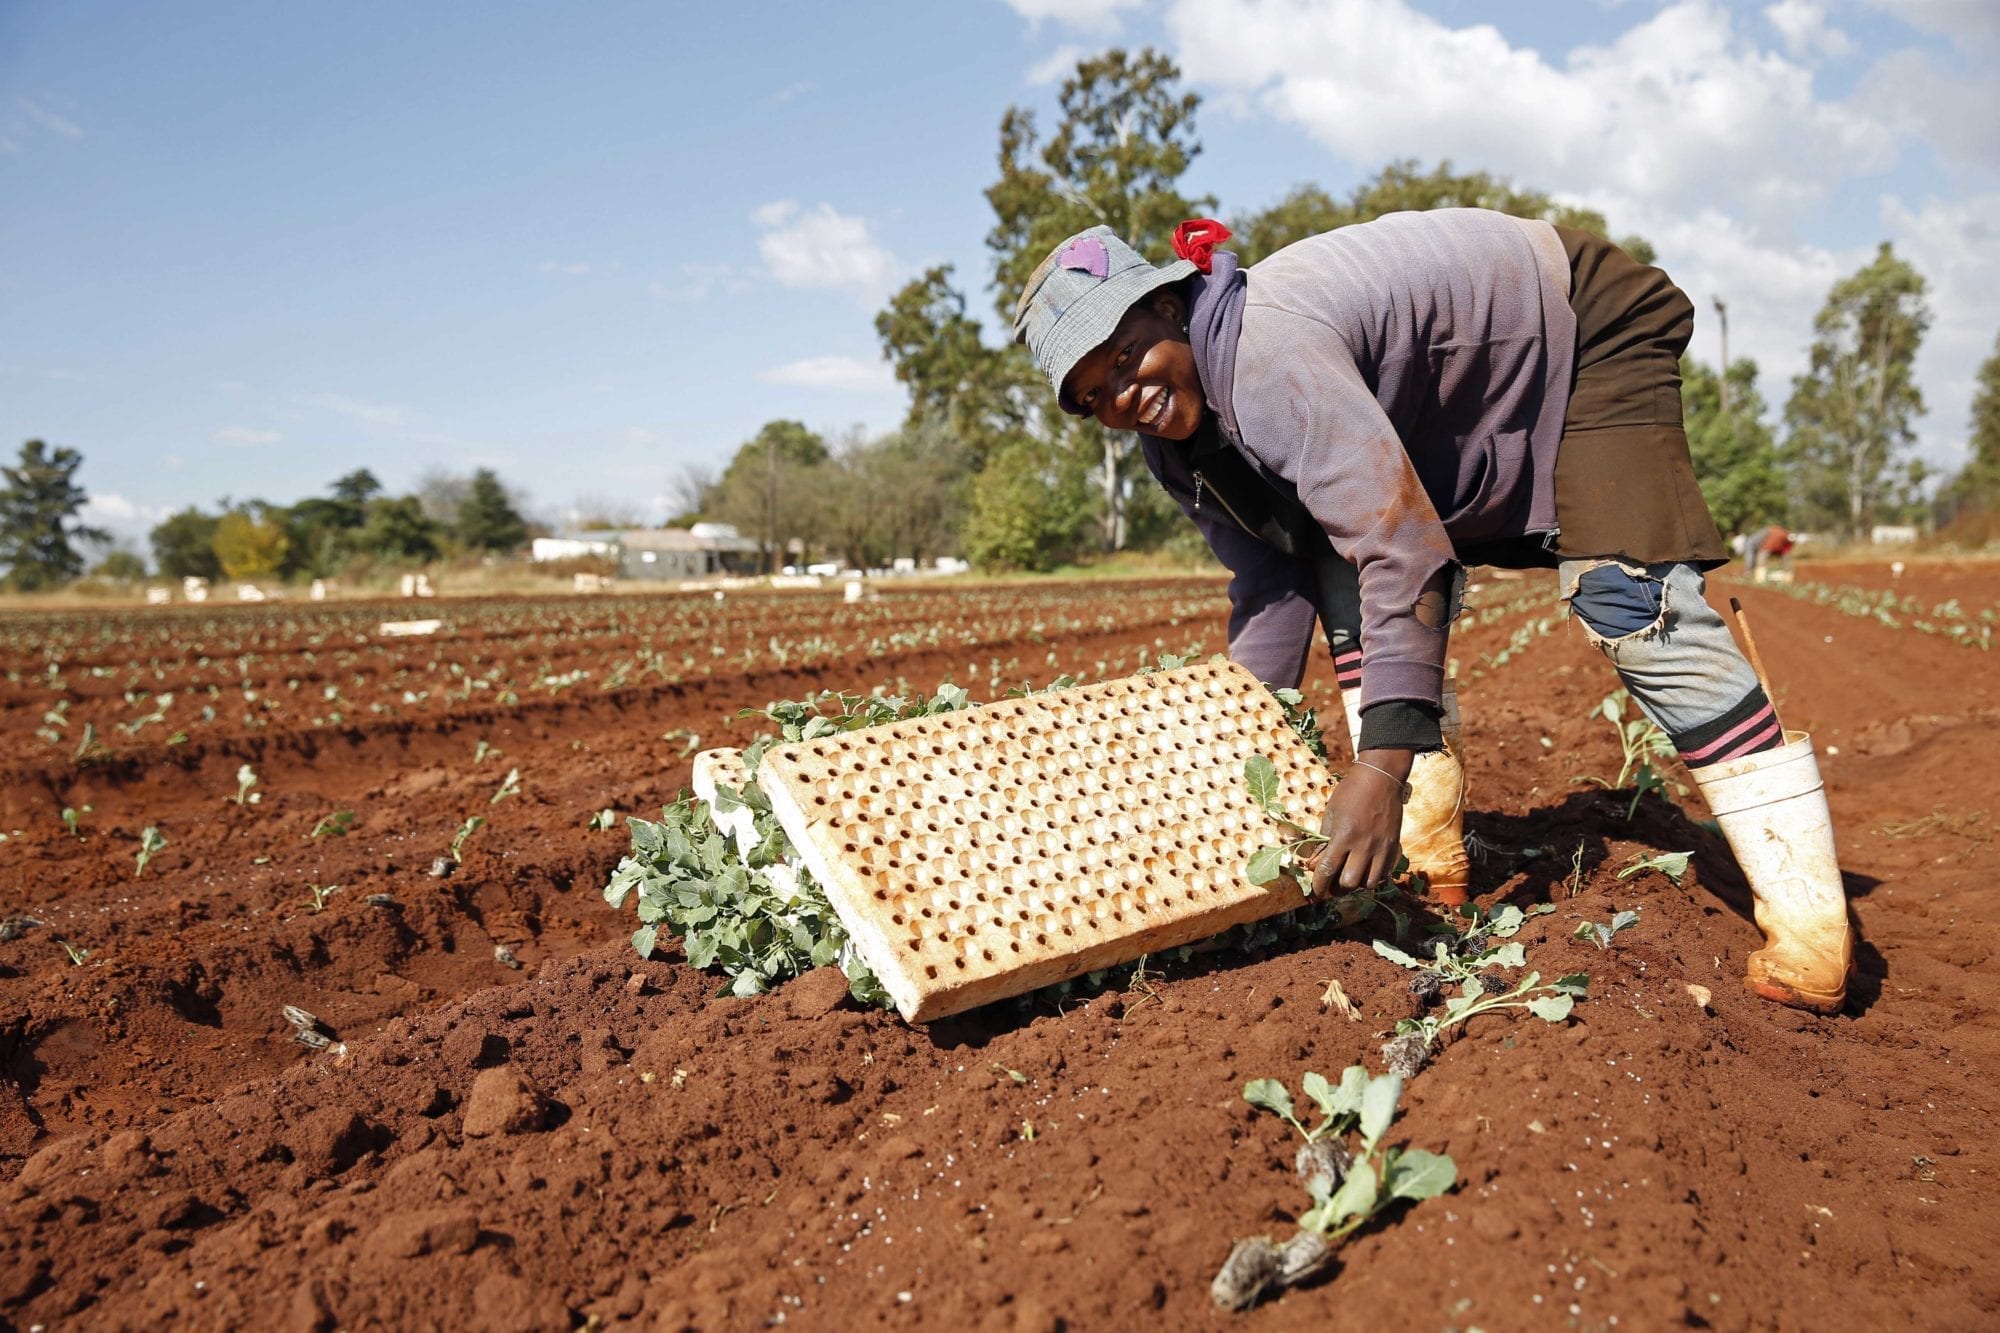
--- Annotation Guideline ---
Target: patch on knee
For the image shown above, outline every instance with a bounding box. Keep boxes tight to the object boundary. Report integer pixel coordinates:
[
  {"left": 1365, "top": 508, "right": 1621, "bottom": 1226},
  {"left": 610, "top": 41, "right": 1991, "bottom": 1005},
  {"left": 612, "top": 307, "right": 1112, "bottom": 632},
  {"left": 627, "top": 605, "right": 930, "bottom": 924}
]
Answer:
[{"left": 1564, "top": 560, "right": 1666, "bottom": 647}]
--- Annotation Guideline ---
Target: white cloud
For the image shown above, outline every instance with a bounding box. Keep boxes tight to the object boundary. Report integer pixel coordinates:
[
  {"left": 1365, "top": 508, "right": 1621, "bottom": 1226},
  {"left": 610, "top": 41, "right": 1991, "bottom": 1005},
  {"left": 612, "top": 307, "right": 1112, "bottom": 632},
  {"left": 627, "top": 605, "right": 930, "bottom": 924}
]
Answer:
[
  {"left": 752, "top": 201, "right": 901, "bottom": 302},
  {"left": 17, "top": 97, "right": 83, "bottom": 140},
  {"left": 624, "top": 426, "right": 657, "bottom": 443},
  {"left": 1002, "top": 0, "right": 1147, "bottom": 34},
  {"left": 774, "top": 80, "right": 814, "bottom": 103},
  {"left": 213, "top": 426, "right": 284, "bottom": 446},
  {"left": 539, "top": 260, "right": 592, "bottom": 275},
  {"left": 1763, "top": 0, "right": 1852, "bottom": 59},
  {"left": 80, "top": 492, "right": 165, "bottom": 543},
  {"left": 1027, "top": 44, "right": 1086, "bottom": 84},
  {"left": 1860, "top": 0, "right": 2000, "bottom": 54},
  {"left": 647, "top": 262, "right": 745, "bottom": 302},
  {"left": 1167, "top": 0, "right": 1894, "bottom": 225},
  {"left": 760, "top": 355, "right": 897, "bottom": 392},
  {"left": 1854, "top": 48, "right": 2000, "bottom": 178},
  {"left": 297, "top": 392, "right": 409, "bottom": 428}
]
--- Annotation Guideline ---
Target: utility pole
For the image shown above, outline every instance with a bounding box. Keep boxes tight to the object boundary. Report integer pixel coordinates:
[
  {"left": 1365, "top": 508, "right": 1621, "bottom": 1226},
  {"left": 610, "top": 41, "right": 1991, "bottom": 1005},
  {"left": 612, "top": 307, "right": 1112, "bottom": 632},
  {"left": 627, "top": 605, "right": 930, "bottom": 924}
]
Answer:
[{"left": 1712, "top": 296, "right": 1731, "bottom": 419}]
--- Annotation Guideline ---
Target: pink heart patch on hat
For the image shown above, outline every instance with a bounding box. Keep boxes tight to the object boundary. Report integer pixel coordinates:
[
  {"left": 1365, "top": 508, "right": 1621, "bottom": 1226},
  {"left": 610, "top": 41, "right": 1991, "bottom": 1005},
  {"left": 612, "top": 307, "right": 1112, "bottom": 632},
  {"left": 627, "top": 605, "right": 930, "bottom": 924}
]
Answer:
[{"left": 1056, "top": 236, "right": 1109, "bottom": 279}]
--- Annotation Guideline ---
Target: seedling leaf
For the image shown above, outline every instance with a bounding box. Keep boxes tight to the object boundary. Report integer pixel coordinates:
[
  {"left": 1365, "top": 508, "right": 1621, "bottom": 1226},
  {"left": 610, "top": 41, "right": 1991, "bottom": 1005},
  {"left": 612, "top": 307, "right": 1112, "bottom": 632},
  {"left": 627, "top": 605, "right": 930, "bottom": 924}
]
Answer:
[
  {"left": 1358, "top": 1071, "right": 1402, "bottom": 1149},
  {"left": 1243, "top": 1078, "right": 1296, "bottom": 1124},
  {"left": 1246, "top": 844, "right": 1287, "bottom": 886},
  {"left": 1371, "top": 939, "right": 1423, "bottom": 969},
  {"left": 1325, "top": 1154, "right": 1379, "bottom": 1223},
  {"left": 1244, "top": 755, "right": 1280, "bottom": 813},
  {"left": 1300, "top": 1071, "right": 1337, "bottom": 1122},
  {"left": 1527, "top": 993, "right": 1575, "bottom": 1023},
  {"left": 1385, "top": 1148, "right": 1456, "bottom": 1202}
]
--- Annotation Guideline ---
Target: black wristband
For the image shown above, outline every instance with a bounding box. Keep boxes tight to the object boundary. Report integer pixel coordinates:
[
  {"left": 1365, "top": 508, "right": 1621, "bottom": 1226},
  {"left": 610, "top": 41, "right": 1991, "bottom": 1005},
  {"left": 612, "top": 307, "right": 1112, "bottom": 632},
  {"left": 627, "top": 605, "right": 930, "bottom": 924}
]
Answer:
[{"left": 1357, "top": 699, "right": 1444, "bottom": 752}]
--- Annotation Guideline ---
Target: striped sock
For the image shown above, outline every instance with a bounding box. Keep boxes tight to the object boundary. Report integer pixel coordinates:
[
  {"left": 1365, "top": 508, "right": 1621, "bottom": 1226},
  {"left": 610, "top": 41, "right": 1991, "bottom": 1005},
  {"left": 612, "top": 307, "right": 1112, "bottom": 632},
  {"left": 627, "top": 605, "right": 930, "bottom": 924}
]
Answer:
[
  {"left": 1330, "top": 645, "right": 1363, "bottom": 691},
  {"left": 1675, "top": 688, "right": 1784, "bottom": 768}
]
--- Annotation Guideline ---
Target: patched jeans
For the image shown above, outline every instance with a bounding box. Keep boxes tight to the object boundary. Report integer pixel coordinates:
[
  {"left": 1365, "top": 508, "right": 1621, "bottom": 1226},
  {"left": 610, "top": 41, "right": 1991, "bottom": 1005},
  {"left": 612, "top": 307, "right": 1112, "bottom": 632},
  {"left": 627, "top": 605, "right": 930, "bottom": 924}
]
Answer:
[{"left": 1560, "top": 559, "right": 1778, "bottom": 764}]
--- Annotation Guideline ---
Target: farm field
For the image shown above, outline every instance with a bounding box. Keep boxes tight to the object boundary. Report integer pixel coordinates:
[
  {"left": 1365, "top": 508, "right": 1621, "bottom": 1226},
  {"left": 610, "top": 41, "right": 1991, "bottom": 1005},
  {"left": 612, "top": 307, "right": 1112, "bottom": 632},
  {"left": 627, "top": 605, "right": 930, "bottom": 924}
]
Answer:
[{"left": 1, "top": 566, "right": 1996, "bottom": 1328}]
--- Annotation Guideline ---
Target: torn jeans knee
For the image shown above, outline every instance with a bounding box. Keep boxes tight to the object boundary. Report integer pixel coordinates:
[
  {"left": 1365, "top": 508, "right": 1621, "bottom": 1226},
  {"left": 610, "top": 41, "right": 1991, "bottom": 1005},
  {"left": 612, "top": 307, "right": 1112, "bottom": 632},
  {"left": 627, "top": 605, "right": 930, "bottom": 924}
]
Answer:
[{"left": 1562, "top": 559, "right": 1667, "bottom": 656}]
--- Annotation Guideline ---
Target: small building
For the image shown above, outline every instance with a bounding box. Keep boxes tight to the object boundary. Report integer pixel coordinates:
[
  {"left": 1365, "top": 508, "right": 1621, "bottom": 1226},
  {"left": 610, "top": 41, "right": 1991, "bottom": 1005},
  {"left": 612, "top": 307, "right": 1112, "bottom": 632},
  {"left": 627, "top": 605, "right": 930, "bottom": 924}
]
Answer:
[{"left": 618, "top": 525, "right": 761, "bottom": 580}]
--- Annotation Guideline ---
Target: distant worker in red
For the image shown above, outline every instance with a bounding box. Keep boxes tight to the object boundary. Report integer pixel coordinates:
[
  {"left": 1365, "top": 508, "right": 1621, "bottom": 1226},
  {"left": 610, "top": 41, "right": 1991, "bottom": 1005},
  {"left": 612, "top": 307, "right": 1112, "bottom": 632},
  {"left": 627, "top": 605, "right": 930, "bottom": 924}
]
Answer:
[
  {"left": 1740, "top": 523, "right": 1796, "bottom": 583},
  {"left": 1012, "top": 210, "right": 1853, "bottom": 1013}
]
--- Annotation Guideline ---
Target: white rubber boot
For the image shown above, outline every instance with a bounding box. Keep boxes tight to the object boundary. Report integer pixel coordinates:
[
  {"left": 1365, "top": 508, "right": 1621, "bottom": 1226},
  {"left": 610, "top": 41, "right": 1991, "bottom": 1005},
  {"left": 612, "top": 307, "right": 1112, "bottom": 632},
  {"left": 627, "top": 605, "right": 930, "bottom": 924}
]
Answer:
[
  {"left": 1691, "top": 732, "right": 1852, "bottom": 1014},
  {"left": 1344, "top": 685, "right": 1470, "bottom": 906}
]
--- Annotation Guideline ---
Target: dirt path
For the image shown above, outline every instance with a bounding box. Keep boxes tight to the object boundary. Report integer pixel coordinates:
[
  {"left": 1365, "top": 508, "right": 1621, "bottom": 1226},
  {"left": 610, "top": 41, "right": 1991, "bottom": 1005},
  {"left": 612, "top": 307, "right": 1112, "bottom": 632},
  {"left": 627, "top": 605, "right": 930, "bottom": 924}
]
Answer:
[{"left": 1, "top": 571, "right": 1995, "bottom": 1329}]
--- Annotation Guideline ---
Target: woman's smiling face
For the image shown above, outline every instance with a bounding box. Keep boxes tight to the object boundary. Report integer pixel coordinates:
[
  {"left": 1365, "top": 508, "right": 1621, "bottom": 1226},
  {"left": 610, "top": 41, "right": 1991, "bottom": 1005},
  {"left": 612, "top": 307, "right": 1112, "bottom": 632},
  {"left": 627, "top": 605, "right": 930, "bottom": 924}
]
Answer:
[{"left": 1060, "top": 289, "right": 1206, "bottom": 440}]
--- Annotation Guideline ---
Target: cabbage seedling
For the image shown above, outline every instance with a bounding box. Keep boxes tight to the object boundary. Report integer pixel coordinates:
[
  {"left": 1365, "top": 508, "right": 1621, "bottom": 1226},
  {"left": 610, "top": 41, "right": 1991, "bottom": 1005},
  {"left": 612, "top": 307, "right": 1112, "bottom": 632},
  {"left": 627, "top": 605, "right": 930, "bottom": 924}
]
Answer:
[
  {"left": 231, "top": 763, "right": 262, "bottom": 805},
  {"left": 306, "top": 883, "right": 341, "bottom": 913},
  {"left": 1241, "top": 755, "right": 1331, "bottom": 892},
  {"left": 1574, "top": 907, "right": 1641, "bottom": 950},
  {"left": 134, "top": 825, "right": 166, "bottom": 877},
  {"left": 449, "top": 815, "right": 484, "bottom": 862},
  {"left": 1380, "top": 970, "right": 1589, "bottom": 1079},
  {"left": 57, "top": 939, "right": 90, "bottom": 966},
  {"left": 60, "top": 804, "right": 91, "bottom": 837},
  {"left": 310, "top": 811, "right": 354, "bottom": 838},
  {"left": 489, "top": 767, "right": 522, "bottom": 804},
  {"left": 1215, "top": 1066, "right": 1455, "bottom": 1310}
]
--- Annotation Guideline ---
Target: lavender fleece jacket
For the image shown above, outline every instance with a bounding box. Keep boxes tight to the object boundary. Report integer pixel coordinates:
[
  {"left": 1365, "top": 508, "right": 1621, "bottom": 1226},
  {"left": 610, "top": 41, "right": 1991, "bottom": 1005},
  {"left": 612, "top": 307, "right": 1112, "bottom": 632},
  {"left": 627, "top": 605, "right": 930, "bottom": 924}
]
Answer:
[{"left": 1157, "top": 208, "right": 1576, "bottom": 712}]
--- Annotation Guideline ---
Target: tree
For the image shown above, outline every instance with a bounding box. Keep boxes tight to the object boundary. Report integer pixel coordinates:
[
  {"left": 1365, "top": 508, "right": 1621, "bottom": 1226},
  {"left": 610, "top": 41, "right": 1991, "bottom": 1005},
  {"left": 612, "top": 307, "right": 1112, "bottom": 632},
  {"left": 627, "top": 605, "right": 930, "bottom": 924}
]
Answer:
[
  {"left": 92, "top": 549, "right": 148, "bottom": 582},
  {"left": 708, "top": 421, "right": 830, "bottom": 572},
  {"left": 150, "top": 507, "right": 223, "bottom": 581},
  {"left": 1682, "top": 355, "right": 1787, "bottom": 536},
  {"left": 1783, "top": 243, "right": 1930, "bottom": 537},
  {"left": 1937, "top": 329, "right": 2000, "bottom": 525},
  {"left": 457, "top": 468, "right": 529, "bottom": 552},
  {"left": 354, "top": 495, "right": 441, "bottom": 563},
  {"left": 330, "top": 469, "right": 383, "bottom": 509},
  {"left": 985, "top": 48, "right": 1212, "bottom": 554},
  {"left": 1230, "top": 159, "right": 1651, "bottom": 266},
  {"left": 962, "top": 437, "right": 1092, "bottom": 572},
  {"left": 0, "top": 440, "right": 108, "bottom": 592},
  {"left": 211, "top": 510, "right": 291, "bottom": 580},
  {"left": 876, "top": 266, "right": 1029, "bottom": 473}
]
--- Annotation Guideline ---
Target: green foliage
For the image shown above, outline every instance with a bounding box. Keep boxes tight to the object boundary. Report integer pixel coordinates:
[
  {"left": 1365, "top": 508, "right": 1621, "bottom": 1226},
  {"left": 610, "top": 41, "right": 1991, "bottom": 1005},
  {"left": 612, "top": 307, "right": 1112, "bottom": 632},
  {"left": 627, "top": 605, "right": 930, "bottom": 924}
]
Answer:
[
  {"left": 1784, "top": 242, "right": 1931, "bottom": 537},
  {"left": 212, "top": 510, "right": 291, "bottom": 580},
  {"left": 603, "top": 795, "right": 891, "bottom": 1005},
  {"left": 91, "top": 549, "right": 148, "bottom": 581},
  {"left": 1682, "top": 355, "right": 1788, "bottom": 535},
  {"left": 1618, "top": 850, "right": 1691, "bottom": 884},
  {"left": 1230, "top": 159, "right": 1646, "bottom": 266},
  {"left": 0, "top": 440, "right": 108, "bottom": 592},
  {"left": 1573, "top": 690, "right": 1675, "bottom": 819},
  {"left": 355, "top": 495, "right": 442, "bottom": 563},
  {"left": 149, "top": 507, "right": 224, "bottom": 581},
  {"left": 1937, "top": 329, "right": 2000, "bottom": 532},
  {"left": 1574, "top": 906, "right": 1643, "bottom": 949},
  {"left": 310, "top": 810, "right": 355, "bottom": 838},
  {"left": 134, "top": 824, "right": 166, "bottom": 877},
  {"left": 962, "top": 437, "right": 1092, "bottom": 572},
  {"left": 985, "top": 48, "right": 1211, "bottom": 556},
  {"left": 455, "top": 468, "right": 529, "bottom": 552},
  {"left": 449, "top": 814, "right": 484, "bottom": 862},
  {"left": 1242, "top": 1065, "right": 1456, "bottom": 1241},
  {"left": 706, "top": 420, "right": 831, "bottom": 573}
]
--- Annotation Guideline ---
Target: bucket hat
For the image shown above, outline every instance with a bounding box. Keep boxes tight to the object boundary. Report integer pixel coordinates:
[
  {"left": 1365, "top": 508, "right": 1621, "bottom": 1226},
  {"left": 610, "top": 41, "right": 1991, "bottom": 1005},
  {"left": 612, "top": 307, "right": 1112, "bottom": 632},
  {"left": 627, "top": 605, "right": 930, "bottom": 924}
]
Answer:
[{"left": 1012, "top": 226, "right": 1195, "bottom": 414}]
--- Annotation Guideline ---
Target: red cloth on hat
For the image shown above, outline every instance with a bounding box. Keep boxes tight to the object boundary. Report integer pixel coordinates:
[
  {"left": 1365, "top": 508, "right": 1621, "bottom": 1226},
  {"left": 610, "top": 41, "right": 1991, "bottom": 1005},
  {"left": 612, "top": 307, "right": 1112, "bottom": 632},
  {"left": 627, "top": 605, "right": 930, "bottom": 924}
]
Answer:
[{"left": 1172, "top": 219, "right": 1233, "bottom": 274}]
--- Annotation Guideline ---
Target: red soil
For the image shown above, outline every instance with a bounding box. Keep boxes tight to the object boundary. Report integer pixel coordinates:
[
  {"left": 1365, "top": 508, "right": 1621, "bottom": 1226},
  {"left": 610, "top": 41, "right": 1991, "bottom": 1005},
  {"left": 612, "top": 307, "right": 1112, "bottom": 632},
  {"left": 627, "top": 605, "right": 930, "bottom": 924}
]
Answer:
[{"left": 1, "top": 570, "right": 1995, "bottom": 1330}]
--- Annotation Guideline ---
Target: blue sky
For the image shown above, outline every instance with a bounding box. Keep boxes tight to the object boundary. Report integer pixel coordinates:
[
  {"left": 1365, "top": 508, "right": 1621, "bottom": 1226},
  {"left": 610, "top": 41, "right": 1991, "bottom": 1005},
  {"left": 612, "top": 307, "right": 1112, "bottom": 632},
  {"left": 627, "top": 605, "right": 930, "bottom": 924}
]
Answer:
[{"left": 3, "top": 1, "right": 1996, "bottom": 549}]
